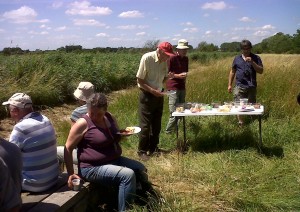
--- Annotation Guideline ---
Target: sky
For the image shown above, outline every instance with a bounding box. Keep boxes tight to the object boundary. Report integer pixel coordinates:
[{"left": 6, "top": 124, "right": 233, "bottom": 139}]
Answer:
[{"left": 0, "top": 0, "right": 299, "bottom": 51}]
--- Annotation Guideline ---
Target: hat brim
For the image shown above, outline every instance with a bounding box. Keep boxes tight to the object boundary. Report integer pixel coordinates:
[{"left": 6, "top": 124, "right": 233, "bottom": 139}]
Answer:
[
  {"left": 163, "top": 51, "right": 175, "bottom": 56},
  {"left": 2, "top": 101, "right": 9, "bottom": 106},
  {"left": 176, "top": 46, "right": 189, "bottom": 49}
]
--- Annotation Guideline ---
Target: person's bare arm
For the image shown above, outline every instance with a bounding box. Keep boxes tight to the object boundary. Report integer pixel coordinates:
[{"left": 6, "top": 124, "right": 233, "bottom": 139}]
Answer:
[
  {"left": 64, "top": 118, "right": 87, "bottom": 188},
  {"left": 245, "top": 57, "right": 263, "bottom": 74},
  {"left": 228, "top": 68, "right": 236, "bottom": 93}
]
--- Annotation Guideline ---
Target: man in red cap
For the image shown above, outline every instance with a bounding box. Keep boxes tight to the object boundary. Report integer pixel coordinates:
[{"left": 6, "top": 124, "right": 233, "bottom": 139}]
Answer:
[{"left": 136, "top": 42, "right": 174, "bottom": 161}]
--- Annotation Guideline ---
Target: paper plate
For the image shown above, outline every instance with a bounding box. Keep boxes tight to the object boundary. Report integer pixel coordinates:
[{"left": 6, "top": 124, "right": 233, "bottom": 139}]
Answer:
[{"left": 117, "top": 126, "right": 141, "bottom": 135}]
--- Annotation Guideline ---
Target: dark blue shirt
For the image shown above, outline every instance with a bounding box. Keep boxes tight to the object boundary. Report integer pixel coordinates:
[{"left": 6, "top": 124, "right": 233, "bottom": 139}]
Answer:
[{"left": 232, "top": 53, "right": 263, "bottom": 88}]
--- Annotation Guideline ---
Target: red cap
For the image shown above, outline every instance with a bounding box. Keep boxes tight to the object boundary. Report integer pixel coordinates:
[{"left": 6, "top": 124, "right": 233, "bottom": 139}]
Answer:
[{"left": 158, "top": 42, "right": 174, "bottom": 56}]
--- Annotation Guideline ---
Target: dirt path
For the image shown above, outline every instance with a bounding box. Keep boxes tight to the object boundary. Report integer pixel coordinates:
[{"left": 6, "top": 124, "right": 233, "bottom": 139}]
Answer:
[{"left": 0, "top": 104, "right": 75, "bottom": 139}]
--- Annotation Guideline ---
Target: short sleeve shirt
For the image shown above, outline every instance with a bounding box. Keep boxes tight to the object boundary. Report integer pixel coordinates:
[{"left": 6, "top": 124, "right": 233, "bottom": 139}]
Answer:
[
  {"left": 232, "top": 53, "right": 263, "bottom": 88},
  {"left": 166, "top": 55, "right": 189, "bottom": 90},
  {"left": 136, "top": 50, "right": 168, "bottom": 90}
]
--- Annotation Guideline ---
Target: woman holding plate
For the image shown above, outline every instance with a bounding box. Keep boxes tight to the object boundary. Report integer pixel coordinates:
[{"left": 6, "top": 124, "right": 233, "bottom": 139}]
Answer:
[{"left": 64, "top": 93, "right": 149, "bottom": 211}]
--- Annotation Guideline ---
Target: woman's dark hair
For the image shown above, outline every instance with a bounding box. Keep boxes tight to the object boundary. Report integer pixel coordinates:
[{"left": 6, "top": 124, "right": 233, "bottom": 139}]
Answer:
[
  {"left": 89, "top": 93, "right": 108, "bottom": 108},
  {"left": 240, "top": 39, "right": 252, "bottom": 49}
]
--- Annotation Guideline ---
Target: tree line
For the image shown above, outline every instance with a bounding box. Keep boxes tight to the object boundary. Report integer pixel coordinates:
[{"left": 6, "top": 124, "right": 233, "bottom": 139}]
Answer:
[{"left": 2, "top": 29, "right": 300, "bottom": 55}]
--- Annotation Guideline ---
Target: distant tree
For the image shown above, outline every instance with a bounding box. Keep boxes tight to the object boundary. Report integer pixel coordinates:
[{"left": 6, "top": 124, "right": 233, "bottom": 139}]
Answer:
[
  {"left": 197, "top": 41, "right": 218, "bottom": 52},
  {"left": 220, "top": 42, "right": 240, "bottom": 52},
  {"left": 143, "top": 40, "right": 160, "bottom": 50},
  {"left": 292, "top": 29, "right": 300, "bottom": 53},
  {"left": 260, "top": 32, "right": 293, "bottom": 53},
  {"left": 65, "top": 45, "right": 82, "bottom": 53},
  {"left": 2, "top": 47, "right": 23, "bottom": 55}
]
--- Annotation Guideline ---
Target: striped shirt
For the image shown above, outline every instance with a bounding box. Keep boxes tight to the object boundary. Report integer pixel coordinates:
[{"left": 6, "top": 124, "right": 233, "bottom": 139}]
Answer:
[
  {"left": 9, "top": 112, "right": 59, "bottom": 192},
  {"left": 70, "top": 104, "right": 87, "bottom": 123}
]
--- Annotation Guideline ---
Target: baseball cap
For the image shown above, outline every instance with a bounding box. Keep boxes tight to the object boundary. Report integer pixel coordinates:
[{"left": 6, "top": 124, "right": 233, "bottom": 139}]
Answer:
[
  {"left": 158, "top": 42, "right": 175, "bottom": 56},
  {"left": 2, "top": 93, "right": 33, "bottom": 108},
  {"left": 73, "top": 82, "right": 95, "bottom": 102}
]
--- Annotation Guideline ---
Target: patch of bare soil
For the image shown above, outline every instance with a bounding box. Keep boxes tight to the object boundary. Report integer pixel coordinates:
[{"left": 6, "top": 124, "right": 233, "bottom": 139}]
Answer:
[{"left": 0, "top": 104, "right": 75, "bottom": 139}]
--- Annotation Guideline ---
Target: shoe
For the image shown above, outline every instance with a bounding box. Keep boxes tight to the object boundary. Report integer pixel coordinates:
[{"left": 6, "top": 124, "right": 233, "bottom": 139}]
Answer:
[
  {"left": 238, "top": 121, "right": 244, "bottom": 127},
  {"left": 138, "top": 152, "right": 150, "bottom": 161},
  {"left": 165, "top": 130, "right": 173, "bottom": 134}
]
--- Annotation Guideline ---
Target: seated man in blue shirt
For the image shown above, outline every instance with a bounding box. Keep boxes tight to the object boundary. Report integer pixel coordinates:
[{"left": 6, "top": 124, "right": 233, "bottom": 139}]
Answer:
[{"left": 2, "top": 93, "right": 59, "bottom": 192}]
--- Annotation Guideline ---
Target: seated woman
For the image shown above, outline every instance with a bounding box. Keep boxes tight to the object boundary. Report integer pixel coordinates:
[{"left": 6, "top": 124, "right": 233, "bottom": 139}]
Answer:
[{"left": 64, "top": 93, "right": 148, "bottom": 211}]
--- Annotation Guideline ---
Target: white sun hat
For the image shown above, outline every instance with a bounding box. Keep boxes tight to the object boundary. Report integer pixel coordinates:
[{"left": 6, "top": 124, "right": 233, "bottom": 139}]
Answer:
[
  {"left": 73, "top": 82, "right": 95, "bottom": 102},
  {"left": 176, "top": 39, "right": 189, "bottom": 49}
]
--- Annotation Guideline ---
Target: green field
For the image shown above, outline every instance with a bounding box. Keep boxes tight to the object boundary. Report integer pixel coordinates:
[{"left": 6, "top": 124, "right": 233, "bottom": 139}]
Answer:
[{"left": 0, "top": 53, "right": 300, "bottom": 211}]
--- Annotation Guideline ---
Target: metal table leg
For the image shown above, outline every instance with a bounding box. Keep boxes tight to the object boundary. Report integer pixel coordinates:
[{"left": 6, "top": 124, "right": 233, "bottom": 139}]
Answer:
[
  {"left": 258, "top": 115, "right": 262, "bottom": 147},
  {"left": 183, "top": 117, "right": 186, "bottom": 151}
]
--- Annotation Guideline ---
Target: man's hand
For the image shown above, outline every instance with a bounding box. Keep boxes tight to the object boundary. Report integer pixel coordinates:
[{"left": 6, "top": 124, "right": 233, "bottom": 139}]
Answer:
[{"left": 228, "top": 85, "right": 233, "bottom": 93}]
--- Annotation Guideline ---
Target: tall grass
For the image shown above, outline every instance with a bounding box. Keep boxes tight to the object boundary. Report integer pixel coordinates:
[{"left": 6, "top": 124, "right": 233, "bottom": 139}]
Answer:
[
  {"left": 109, "top": 54, "right": 300, "bottom": 211},
  {"left": 1, "top": 53, "right": 300, "bottom": 211}
]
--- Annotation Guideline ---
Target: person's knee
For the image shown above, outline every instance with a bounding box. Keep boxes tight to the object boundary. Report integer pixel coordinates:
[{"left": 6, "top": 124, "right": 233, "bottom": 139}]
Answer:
[{"left": 120, "top": 168, "right": 136, "bottom": 182}]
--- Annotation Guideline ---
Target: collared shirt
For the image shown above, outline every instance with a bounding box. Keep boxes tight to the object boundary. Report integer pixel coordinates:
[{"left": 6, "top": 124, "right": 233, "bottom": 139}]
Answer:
[
  {"left": 232, "top": 53, "right": 263, "bottom": 88},
  {"left": 136, "top": 50, "right": 168, "bottom": 90},
  {"left": 9, "top": 112, "right": 59, "bottom": 192},
  {"left": 166, "top": 54, "right": 189, "bottom": 90},
  {"left": 70, "top": 104, "right": 87, "bottom": 122}
]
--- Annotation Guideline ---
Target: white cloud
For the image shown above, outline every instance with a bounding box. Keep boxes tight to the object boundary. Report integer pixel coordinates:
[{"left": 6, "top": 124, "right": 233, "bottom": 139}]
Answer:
[
  {"left": 203, "top": 13, "right": 210, "bottom": 17},
  {"left": 117, "top": 25, "right": 148, "bottom": 30},
  {"left": 3, "top": 6, "right": 37, "bottom": 23},
  {"left": 73, "top": 19, "right": 106, "bottom": 26},
  {"left": 118, "top": 10, "right": 144, "bottom": 18},
  {"left": 261, "top": 24, "right": 275, "bottom": 30},
  {"left": 28, "top": 30, "right": 49, "bottom": 35},
  {"left": 239, "top": 17, "right": 255, "bottom": 22},
  {"left": 183, "top": 27, "right": 198, "bottom": 33},
  {"left": 231, "top": 36, "right": 240, "bottom": 41},
  {"left": 96, "top": 33, "right": 109, "bottom": 37},
  {"left": 55, "top": 26, "right": 67, "bottom": 31},
  {"left": 117, "top": 25, "right": 136, "bottom": 30},
  {"left": 136, "top": 32, "right": 146, "bottom": 36},
  {"left": 253, "top": 30, "right": 270, "bottom": 36},
  {"left": 52, "top": 1, "right": 63, "bottom": 9},
  {"left": 66, "top": 1, "right": 112, "bottom": 16},
  {"left": 201, "top": 1, "right": 227, "bottom": 10},
  {"left": 181, "top": 22, "right": 193, "bottom": 26},
  {"left": 233, "top": 27, "right": 252, "bottom": 31},
  {"left": 205, "top": 30, "right": 212, "bottom": 35}
]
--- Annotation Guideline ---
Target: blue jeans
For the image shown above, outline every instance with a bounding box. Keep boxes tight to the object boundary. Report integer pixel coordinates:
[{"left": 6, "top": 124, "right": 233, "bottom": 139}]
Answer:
[
  {"left": 166, "top": 90, "right": 186, "bottom": 132},
  {"left": 80, "top": 156, "right": 147, "bottom": 212}
]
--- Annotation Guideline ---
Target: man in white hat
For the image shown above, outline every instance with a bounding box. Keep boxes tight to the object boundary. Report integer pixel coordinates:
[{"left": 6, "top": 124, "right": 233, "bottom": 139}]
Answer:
[
  {"left": 165, "top": 39, "right": 190, "bottom": 134},
  {"left": 70, "top": 81, "right": 95, "bottom": 124},
  {"left": 2, "top": 93, "right": 59, "bottom": 192}
]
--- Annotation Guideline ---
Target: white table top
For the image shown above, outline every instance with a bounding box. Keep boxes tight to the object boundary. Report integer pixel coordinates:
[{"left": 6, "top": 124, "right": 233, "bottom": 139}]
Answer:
[{"left": 172, "top": 106, "right": 264, "bottom": 117}]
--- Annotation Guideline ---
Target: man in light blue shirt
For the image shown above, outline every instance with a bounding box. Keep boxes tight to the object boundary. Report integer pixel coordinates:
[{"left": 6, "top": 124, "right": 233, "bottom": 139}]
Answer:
[{"left": 2, "top": 93, "right": 59, "bottom": 192}]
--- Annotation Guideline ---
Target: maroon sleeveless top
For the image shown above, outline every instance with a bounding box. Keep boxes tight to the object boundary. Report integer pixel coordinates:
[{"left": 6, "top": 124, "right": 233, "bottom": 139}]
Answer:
[{"left": 77, "top": 112, "right": 122, "bottom": 168}]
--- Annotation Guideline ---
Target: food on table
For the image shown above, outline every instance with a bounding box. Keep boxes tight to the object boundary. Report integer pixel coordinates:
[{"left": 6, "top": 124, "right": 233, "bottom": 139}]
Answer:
[{"left": 176, "top": 106, "right": 184, "bottom": 112}]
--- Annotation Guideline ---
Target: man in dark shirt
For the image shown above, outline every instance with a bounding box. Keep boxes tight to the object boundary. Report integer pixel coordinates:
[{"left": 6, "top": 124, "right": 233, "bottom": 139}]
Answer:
[
  {"left": 165, "top": 39, "right": 189, "bottom": 133},
  {"left": 228, "top": 39, "right": 264, "bottom": 126}
]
